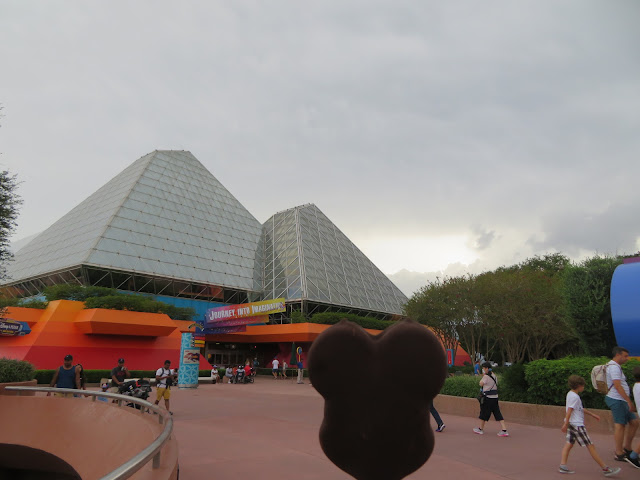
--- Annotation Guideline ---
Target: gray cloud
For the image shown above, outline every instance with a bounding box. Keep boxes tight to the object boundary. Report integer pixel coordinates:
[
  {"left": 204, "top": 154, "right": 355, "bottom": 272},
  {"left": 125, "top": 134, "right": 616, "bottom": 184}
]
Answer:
[
  {"left": 2, "top": 1, "right": 639, "bottom": 281},
  {"left": 530, "top": 203, "right": 640, "bottom": 256}
]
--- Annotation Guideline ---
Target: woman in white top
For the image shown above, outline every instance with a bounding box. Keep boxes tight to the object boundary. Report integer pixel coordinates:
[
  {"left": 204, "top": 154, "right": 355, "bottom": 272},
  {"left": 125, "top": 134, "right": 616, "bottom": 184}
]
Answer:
[{"left": 473, "top": 362, "right": 509, "bottom": 437}]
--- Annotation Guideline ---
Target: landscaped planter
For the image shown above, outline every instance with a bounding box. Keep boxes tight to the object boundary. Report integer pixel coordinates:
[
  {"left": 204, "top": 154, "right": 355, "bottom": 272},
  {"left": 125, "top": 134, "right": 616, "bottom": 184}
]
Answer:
[
  {"left": 433, "top": 394, "right": 615, "bottom": 434},
  {"left": 0, "top": 380, "right": 37, "bottom": 396}
]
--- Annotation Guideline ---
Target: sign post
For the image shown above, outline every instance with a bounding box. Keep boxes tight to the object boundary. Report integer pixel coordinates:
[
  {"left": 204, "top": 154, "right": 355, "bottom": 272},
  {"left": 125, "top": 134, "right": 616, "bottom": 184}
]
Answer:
[{"left": 178, "top": 332, "right": 200, "bottom": 389}]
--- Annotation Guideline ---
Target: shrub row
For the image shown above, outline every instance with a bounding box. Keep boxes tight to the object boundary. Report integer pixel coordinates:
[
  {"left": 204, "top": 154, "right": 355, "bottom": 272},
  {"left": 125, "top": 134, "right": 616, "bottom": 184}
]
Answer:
[
  {"left": 84, "top": 296, "right": 195, "bottom": 320},
  {"left": 43, "top": 285, "right": 118, "bottom": 301},
  {"left": 0, "top": 358, "right": 35, "bottom": 383},
  {"left": 0, "top": 298, "right": 48, "bottom": 309},
  {"left": 305, "top": 312, "right": 395, "bottom": 331},
  {"left": 525, "top": 357, "right": 640, "bottom": 409},
  {"left": 37, "top": 284, "right": 197, "bottom": 320},
  {"left": 440, "top": 357, "right": 640, "bottom": 409}
]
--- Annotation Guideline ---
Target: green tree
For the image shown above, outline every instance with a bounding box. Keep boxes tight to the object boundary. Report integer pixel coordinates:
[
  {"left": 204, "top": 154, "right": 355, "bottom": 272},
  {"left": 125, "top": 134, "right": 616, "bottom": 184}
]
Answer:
[
  {"left": 476, "top": 267, "right": 576, "bottom": 363},
  {"left": 564, "top": 255, "right": 622, "bottom": 356},
  {"left": 404, "top": 277, "right": 460, "bottom": 361},
  {"left": 0, "top": 170, "right": 22, "bottom": 281}
]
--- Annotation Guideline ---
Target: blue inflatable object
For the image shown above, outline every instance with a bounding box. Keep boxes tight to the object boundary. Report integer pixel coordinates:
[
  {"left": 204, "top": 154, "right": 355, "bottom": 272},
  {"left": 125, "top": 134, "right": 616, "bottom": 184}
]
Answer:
[{"left": 611, "top": 261, "right": 640, "bottom": 356}]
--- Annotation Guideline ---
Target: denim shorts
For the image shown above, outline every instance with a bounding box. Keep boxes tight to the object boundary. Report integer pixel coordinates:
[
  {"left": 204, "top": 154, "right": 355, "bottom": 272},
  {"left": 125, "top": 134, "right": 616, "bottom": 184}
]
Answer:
[{"left": 605, "top": 396, "right": 638, "bottom": 425}]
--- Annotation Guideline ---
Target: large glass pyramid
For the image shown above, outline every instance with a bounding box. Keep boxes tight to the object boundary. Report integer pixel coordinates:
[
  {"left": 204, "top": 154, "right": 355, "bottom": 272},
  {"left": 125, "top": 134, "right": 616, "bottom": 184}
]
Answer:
[
  {"left": 6, "top": 151, "right": 263, "bottom": 292},
  {"left": 261, "top": 204, "right": 408, "bottom": 315}
]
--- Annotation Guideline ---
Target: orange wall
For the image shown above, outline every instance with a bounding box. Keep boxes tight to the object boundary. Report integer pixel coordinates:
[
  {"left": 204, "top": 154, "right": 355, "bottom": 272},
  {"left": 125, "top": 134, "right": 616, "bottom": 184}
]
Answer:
[
  {"left": 1, "top": 303, "right": 471, "bottom": 369},
  {"left": 0, "top": 301, "right": 209, "bottom": 370}
]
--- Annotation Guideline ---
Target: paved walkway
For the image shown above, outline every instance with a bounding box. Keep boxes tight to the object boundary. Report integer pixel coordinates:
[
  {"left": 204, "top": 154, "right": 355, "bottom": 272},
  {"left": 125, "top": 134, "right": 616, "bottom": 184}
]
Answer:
[{"left": 169, "top": 377, "right": 634, "bottom": 479}]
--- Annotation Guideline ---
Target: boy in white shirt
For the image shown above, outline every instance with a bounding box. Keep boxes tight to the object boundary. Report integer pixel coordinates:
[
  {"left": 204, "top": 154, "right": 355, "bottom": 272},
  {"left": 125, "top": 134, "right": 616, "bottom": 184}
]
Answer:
[{"left": 559, "top": 375, "right": 621, "bottom": 477}]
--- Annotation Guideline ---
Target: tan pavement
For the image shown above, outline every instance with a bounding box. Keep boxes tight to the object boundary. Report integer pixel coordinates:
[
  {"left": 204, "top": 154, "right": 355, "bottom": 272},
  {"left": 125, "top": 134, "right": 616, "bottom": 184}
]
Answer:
[{"left": 168, "top": 377, "right": 634, "bottom": 479}]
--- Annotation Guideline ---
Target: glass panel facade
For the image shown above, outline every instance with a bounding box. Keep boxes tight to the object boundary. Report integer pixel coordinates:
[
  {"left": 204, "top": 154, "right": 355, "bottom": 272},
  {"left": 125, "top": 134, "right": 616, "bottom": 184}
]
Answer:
[
  {"left": 6, "top": 151, "right": 263, "bottom": 293},
  {"left": 4, "top": 152, "right": 406, "bottom": 318},
  {"left": 260, "top": 204, "right": 407, "bottom": 315}
]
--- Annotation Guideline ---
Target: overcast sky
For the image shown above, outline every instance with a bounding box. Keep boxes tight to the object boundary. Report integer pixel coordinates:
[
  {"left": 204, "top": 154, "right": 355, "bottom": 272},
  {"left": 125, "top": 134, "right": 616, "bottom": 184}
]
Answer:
[{"left": 1, "top": 1, "right": 639, "bottom": 296}]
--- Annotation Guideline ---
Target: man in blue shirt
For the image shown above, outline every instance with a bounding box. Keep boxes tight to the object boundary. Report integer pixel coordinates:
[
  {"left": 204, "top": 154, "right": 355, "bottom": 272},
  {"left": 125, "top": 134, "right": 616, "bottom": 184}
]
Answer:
[{"left": 48, "top": 354, "right": 80, "bottom": 397}]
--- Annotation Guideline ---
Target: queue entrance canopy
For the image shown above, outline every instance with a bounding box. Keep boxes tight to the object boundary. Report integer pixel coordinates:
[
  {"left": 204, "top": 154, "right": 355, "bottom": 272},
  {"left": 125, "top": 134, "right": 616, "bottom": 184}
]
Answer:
[
  {"left": 204, "top": 298, "right": 285, "bottom": 334},
  {"left": 0, "top": 318, "right": 31, "bottom": 336}
]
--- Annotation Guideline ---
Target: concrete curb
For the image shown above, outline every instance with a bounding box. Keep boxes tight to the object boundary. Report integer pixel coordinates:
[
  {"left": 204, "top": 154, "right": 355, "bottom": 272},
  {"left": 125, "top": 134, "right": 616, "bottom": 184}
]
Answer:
[{"left": 433, "top": 394, "right": 616, "bottom": 434}]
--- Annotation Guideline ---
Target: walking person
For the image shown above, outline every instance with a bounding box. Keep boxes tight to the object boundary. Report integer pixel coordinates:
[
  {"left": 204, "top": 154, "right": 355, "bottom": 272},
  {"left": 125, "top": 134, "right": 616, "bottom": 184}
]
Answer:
[
  {"left": 281, "top": 360, "right": 288, "bottom": 379},
  {"left": 272, "top": 357, "right": 280, "bottom": 379},
  {"left": 559, "top": 375, "right": 621, "bottom": 476},
  {"left": 605, "top": 346, "right": 639, "bottom": 464},
  {"left": 430, "top": 404, "right": 445, "bottom": 432},
  {"left": 473, "top": 361, "right": 509, "bottom": 437},
  {"left": 154, "top": 360, "right": 177, "bottom": 415},
  {"left": 48, "top": 354, "right": 81, "bottom": 397}
]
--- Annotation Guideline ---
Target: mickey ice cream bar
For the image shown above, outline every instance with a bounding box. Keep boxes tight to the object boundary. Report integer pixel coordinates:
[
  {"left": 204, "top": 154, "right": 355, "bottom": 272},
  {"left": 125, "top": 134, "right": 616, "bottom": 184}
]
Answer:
[{"left": 308, "top": 318, "right": 447, "bottom": 480}]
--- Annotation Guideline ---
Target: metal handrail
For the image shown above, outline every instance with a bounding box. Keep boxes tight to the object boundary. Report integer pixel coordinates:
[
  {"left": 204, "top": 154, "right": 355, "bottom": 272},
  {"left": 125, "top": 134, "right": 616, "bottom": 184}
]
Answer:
[{"left": 5, "top": 386, "right": 173, "bottom": 480}]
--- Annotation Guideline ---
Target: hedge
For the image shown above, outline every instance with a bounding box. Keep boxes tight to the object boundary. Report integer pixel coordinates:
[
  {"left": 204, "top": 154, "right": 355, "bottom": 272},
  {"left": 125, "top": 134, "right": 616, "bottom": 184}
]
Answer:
[
  {"left": 0, "top": 358, "right": 35, "bottom": 383},
  {"left": 40, "top": 284, "right": 196, "bottom": 320},
  {"left": 440, "top": 375, "right": 479, "bottom": 398},
  {"left": 525, "top": 356, "right": 640, "bottom": 409},
  {"left": 84, "top": 296, "right": 195, "bottom": 320},
  {"left": 305, "top": 312, "right": 395, "bottom": 331},
  {"left": 439, "top": 357, "right": 640, "bottom": 408},
  {"left": 0, "top": 298, "right": 48, "bottom": 309},
  {"left": 43, "top": 285, "right": 117, "bottom": 301}
]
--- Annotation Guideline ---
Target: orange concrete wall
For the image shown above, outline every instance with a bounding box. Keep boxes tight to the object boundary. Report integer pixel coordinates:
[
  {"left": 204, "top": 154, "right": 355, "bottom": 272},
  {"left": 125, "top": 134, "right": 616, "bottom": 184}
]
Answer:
[
  {"left": 0, "top": 301, "right": 209, "bottom": 370},
  {"left": 2, "top": 303, "right": 471, "bottom": 369}
]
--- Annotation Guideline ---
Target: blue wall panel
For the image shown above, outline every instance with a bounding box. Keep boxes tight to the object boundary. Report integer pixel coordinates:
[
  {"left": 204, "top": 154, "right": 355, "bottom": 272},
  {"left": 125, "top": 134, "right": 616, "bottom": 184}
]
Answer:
[{"left": 611, "top": 262, "right": 640, "bottom": 356}]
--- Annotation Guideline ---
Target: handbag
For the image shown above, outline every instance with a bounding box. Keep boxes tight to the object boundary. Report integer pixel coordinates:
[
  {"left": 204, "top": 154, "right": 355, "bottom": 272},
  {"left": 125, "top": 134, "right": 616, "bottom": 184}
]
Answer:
[{"left": 476, "top": 392, "right": 485, "bottom": 405}]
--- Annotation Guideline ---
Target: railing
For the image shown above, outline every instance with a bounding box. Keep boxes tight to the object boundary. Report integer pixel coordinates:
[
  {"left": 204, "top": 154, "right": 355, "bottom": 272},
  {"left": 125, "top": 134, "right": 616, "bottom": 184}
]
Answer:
[{"left": 5, "top": 386, "right": 174, "bottom": 480}]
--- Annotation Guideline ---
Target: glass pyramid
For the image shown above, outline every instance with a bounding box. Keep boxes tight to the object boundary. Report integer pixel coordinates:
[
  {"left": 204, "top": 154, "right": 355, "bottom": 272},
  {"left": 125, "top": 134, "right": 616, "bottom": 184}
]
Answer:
[
  {"left": 261, "top": 204, "right": 408, "bottom": 315},
  {"left": 6, "top": 151, "right": 263, "bottom": 292}
]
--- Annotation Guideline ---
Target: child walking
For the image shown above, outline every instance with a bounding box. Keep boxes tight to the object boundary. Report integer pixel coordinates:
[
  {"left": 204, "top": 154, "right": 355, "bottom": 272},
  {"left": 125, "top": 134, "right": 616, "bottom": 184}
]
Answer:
[{"left": 559, "top": 375, "right": 621, "bottom": 476}]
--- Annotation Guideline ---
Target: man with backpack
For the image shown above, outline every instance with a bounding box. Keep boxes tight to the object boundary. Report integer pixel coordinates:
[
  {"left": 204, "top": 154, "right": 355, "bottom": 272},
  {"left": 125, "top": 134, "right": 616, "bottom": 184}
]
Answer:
[
  {"left": 155, "top": 359, "right": 178, "bottom": 415},
  {"left": 605, "top": 346, "right": 639, "bottom": 466}
]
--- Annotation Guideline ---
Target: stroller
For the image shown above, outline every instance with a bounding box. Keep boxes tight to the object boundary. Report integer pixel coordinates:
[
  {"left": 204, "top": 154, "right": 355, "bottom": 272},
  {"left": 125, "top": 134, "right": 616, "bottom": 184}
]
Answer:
[
  {"left": 239, "top": 367, "right": 255, "bottom": 384},
  {"left": 118, "top": 379, "right": 152, "bottom": 409}
]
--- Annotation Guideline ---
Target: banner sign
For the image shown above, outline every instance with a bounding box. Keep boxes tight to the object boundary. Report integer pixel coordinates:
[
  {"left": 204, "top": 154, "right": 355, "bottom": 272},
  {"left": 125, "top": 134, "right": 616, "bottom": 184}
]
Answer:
[
  {"left": 206, "top": 317, "right": 265, "bottom": 328},
  {"left": 0, "top": 318, "right": 31, "bottom": 336},
  {"left": 203, "top": 325, "right": 247, "bottom": 335},
  {"left": 192, "top": 334, "right": 205, "bottom": 348},
  {"left": 178, "top": 333, "right": 199, "bottom": 389},
  {"left": 205, "top": 298, "right": 285, "bottom": 327}
]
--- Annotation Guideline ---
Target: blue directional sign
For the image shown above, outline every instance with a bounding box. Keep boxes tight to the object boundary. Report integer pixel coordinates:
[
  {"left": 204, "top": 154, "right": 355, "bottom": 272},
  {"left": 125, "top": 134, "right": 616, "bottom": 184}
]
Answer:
[{"left": 0, "top": 318, "right": 31, "bottom": 336}]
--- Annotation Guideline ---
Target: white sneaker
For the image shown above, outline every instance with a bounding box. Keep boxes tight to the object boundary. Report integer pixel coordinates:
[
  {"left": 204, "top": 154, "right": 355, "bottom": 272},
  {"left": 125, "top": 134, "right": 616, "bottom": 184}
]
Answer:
[
  {"left": 603, "top": 466, "right": 621, "bottom": 477},
  {"left": 558, "top": 465, "right": 575, "bottom": 474},
  {"left": 473, "top": 428, "right": 484, "bottom": 435}
]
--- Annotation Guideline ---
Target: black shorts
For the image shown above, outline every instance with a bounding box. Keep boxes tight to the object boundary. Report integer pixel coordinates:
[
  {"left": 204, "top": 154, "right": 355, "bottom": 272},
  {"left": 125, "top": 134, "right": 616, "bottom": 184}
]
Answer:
[{"left": 479, "top": 397, "right": 504, "bottom": 422}]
